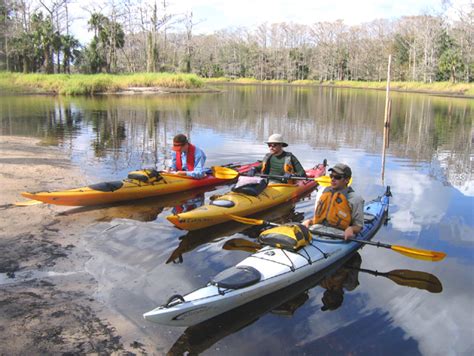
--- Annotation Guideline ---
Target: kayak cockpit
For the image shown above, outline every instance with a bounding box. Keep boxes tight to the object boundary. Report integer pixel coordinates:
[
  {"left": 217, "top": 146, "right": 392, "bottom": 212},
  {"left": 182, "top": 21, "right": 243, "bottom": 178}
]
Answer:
[
  {"left": 88, "top": 181, "right": 124, "bottom": 192},
  {"left": 211, "top": 265, "right": 261, "bottom": 290}
]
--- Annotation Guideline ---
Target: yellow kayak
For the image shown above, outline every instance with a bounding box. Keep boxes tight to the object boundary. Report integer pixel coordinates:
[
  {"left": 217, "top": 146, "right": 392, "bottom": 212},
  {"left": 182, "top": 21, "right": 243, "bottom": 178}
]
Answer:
[
  {"left": 21, "top": 163, "right": 259, "bottom": 206},
  {"left": 167, "top": 163, "right": 326, "bottom": 230}
]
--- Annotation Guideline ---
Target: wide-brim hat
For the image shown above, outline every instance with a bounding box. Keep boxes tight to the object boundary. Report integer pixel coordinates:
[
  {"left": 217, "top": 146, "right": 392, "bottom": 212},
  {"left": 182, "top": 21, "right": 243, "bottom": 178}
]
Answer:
[
  {"left": 329, "top": 163, "right": 352, "bottom": 178},
  {"left": 265, "top": 133, "right": 288, "bottom": 147}
]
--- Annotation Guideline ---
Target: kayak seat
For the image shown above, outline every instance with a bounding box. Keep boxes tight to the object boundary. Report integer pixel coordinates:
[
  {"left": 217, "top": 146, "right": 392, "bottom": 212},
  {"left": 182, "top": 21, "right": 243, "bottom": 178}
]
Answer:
[
  {"left": 231, "top": 177, "right": 267, "bottom": 196},
  {"left": 210, "top": 199, "right": 235, "bottom": 208},
  {"left": 88, "top": 181, "right": 124, "bottom": 192},
  {"left": 212, "top": 266, "right": 261, "bottom": 289}
]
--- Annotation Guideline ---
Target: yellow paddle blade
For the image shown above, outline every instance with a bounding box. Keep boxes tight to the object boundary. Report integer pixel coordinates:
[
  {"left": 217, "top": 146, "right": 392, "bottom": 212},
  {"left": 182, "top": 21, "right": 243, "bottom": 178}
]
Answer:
[
  {"left": 314, "top": 176, "right": 331, "bottom": 186},
  {"left": 315, "top": 176, "right": 353, "bottom": 187},
  {"left": 391, "top": 245, "right": 446, "bottom": 262},
  {"left": 226, "top": 214, "right": 265, "bottom": 225},
  {"left": 212, "top": 166, "right": 239, "bottom": 180},
  {"left": 223, "top": 238, "right": 261, "bottom": 253},
  {"left": 14, "top": 200, "right": 43, "bottom": 206},
  {"left": 386, "top": 269, "right": 443, "bottom": 293}
]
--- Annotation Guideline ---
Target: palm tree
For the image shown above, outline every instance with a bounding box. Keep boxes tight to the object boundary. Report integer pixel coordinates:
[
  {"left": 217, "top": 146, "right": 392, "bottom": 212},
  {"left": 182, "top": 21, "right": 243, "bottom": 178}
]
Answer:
[{"left": 61, "top": 34, "right": 80, "bottom": 73}]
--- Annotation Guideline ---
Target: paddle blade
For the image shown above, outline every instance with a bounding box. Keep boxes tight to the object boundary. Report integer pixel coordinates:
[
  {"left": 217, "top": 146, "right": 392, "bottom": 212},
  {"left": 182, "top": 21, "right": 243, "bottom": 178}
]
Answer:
[
  {"left": 386, "top": 269, "right": 443, "bottom": 293},
  {"left": 314, "top": 176, "right": 353, "bottom": 187},
  {"left": 14, "top": 199, "right": 43, "bottom": 206},
  {"left": 226, "top": 214, "right": 266, "bottom": 225},
  {"left": 223, "top": 238, "right": 261, "bottom": 253},
  {"left": 391, "top": 245, "right": 446, "bottom": 262},
  {"left": 212, "top": 166, "right": 239, "bottom": 180},
  {"left": 314, "top": 176, "right": 331, "bottom": 186}
]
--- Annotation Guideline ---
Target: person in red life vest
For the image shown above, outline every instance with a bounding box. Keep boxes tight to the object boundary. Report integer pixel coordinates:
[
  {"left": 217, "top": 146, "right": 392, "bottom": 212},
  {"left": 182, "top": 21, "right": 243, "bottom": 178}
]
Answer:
[
  {"left": 168, "top": 134, "right": 207, "bottom": 179},
  {"left": 303, "top": 163, "right": 364, "bottom": 240},
  {"left": 248, "top": 133, "right": 306, "bottom": 183}
]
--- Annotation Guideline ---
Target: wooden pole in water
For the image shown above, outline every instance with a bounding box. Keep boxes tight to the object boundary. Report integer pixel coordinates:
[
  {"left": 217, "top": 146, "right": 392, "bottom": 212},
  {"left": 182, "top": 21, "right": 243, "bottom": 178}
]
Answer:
[{"left": 381, "top": 55, "right": 392, "bottom": 185}]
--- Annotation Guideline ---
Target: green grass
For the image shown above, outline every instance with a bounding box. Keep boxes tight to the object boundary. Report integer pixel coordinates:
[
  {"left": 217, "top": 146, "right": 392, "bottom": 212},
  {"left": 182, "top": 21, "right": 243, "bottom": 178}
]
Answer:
[
  {"left": 325, "top": 80, "right": 474, "bottom": 95},
  {"left": 0, "top": 72, "right": 205, "bottom": 95},
  {"left": 1, "top": 72, "right": 472, "bottom": 96},
  {"left": 205, "top": 76, "right": 474, "bottom": 96}
]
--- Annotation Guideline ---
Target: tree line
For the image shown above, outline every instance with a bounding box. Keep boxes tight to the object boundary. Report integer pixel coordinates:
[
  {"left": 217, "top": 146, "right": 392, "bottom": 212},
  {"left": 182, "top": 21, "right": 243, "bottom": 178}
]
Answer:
[{"left": 1, "top": 0, "right": 472, "bottom": 82}]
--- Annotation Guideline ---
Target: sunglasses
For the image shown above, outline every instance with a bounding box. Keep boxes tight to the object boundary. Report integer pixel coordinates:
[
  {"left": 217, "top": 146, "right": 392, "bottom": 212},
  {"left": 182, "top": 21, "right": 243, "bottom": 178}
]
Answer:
[
  {"left": 173, "top": 143, "right": 186, "bottom": 147},
  {"left": 267, "top": 143, "right": 281, "bottom": 148},
  {"left": 330, "top": 174, "right": 345, "bottom": 180}
]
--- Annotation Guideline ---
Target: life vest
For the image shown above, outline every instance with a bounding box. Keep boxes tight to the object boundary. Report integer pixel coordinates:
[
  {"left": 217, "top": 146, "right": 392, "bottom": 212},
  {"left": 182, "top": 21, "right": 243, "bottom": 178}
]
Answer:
[
  {"left": 261, "top": 152, "right": 295, "bottom": 175},
  {"left": 312, "top": 187, "right": 353, "bottom": 230},
  {"left": 176, "top": 143, "right": 196, "bottom": 171}
]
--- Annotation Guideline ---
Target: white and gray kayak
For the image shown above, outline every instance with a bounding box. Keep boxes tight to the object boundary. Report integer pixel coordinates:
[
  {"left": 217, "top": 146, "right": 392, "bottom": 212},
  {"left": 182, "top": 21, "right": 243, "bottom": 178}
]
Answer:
[{"left": 144, "top": 188, "right": 391, "bottom": 327}]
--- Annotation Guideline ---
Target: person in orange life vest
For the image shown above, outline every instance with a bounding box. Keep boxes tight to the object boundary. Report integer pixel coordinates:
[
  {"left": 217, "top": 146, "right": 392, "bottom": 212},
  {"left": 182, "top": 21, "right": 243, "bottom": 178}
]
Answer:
[
  {"left": 248, "top": 133, "right": 306, "bottom": 183},
  {"left": 303, "top": 163, "right": 364, "bottom": 240},
  {"left": 168, "top": 134, "right": 207, "bottom": 179}
]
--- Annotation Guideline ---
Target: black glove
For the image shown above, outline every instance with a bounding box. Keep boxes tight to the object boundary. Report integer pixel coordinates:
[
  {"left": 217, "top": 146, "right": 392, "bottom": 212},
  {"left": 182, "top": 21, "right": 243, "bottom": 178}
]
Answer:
[
  {"left": 283, "top": 173, "right": 293, "bottom": 180},
  {"left": 248, "top": 167, "right": 257, "bottom": 177}
]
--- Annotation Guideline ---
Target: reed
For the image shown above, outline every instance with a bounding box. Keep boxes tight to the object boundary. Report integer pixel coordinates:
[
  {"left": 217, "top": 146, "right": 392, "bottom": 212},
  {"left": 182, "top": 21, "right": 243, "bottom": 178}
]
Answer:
[
  {"left": 205, "top": 76, "right": 473, "bottom": 96},
  {"left": 1, "top": 72, "right": 472, "bottom": 96},
  {"left": 0, "top": 72, "right": 204, "bottom": 95}
]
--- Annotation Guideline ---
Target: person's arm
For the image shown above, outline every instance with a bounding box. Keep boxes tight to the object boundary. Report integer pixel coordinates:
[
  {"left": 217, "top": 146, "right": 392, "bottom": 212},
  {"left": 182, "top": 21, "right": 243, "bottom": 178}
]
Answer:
[
  {"left": 344, "top": 195, "right": 365, "bottom": 240},
  {"left": 185, "top": 148, "right": 207, "bottom": 179},
  {"left": 169, "top": 151, "right": 177, "bottom": 171},
  {"left": 291, "top": 155, "right": 307, "bottom": 177}
]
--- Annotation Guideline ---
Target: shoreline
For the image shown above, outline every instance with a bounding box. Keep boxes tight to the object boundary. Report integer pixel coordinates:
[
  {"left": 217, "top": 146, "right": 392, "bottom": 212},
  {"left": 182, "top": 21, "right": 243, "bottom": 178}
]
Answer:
[
  {"left": 204, "top": 81, "right": 474, "bottom": 99},
  {"left": 2, "top": 83, "right": 471, "bottom": 99},
  {"left": 0, "top": 136, "right": 154, "bottom": 354},
  {"left": 1, "top": 72, "right": 472, "bottom": 98}
]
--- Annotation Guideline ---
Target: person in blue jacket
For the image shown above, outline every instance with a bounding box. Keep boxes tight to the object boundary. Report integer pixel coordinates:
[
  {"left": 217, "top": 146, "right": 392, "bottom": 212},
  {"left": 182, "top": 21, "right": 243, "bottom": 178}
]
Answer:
[{"left": 168, "top": 134, "right": 207, "bottom": 179}]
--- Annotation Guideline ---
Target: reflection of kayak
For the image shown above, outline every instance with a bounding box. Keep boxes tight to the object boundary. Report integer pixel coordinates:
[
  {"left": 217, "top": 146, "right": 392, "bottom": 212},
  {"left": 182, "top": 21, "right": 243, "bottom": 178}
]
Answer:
[
  {"left": 56, "top": 187, "right": 210, "bottom": 222},
  {"left": 166, "top": 202, "right": 299, "bottom": 264},
  {"left": 143, "top": 187, "right": 391, "bottom": 326},
  {"left": 166, "top": 162, "right": 327, "bottom": 231},
  {"left": 21, "top": 162, "right": 259, "bottom": 206}
]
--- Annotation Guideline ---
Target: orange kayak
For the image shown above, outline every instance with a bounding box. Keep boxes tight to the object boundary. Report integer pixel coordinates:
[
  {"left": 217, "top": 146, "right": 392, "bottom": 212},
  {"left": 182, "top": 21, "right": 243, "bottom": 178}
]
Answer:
[{"left": 21, "top": 162, "right": 259, "bottom": 206}]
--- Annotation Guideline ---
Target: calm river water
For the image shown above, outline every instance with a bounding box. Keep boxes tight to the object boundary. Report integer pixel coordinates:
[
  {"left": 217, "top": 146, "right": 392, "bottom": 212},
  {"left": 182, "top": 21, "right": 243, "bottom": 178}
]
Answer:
[{"left": 1, "top": 85, "right": 473, "bottom": 355}]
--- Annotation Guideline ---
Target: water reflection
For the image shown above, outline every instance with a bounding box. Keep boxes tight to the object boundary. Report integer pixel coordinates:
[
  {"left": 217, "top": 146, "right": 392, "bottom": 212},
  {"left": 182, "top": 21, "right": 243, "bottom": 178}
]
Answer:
[
  {"left": 166, "top": 252, "right": 442, "bottom": 355},
  {"left": 56, "top": 187, "right": 211, "bottom": 222},
  {"left": 0, "top": 88, "right": 471, "bottom": 189},
  {"left": 166, "top": 202, "right": 302, "bottom": 264},
  {"left": 0, "top": 86, "right": 471, "bottom": 354}
]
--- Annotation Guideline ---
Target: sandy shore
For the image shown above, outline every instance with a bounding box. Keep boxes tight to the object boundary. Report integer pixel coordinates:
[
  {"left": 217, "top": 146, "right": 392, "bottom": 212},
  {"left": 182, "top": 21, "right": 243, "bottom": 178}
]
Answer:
[{"left": 0, "top": 136, "right": 150, "bottom": 354}]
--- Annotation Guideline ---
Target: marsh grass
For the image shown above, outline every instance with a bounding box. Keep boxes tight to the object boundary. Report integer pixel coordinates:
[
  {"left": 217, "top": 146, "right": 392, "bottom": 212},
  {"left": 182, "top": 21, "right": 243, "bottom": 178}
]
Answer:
[
  {"left": 1, "top": 72, "right": 472, "bottom": 96},
  {"left": 206, "top": 77, "right": 474, "bottom": 96},
  {"left": 0, "top": 72, "right": 204, "bottom": 95}
]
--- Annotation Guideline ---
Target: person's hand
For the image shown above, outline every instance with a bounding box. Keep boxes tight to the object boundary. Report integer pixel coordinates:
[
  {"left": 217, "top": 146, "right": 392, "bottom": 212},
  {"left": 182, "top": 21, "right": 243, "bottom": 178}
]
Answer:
[
  {"left": 302, "top": 219, "right": 312, "bottom": 228},
  {"left": 344, "top": 226, "right": 355, "bottom": 240},
  {"left": 248, "top": 167, "right": 257, "bottom": 177}
]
